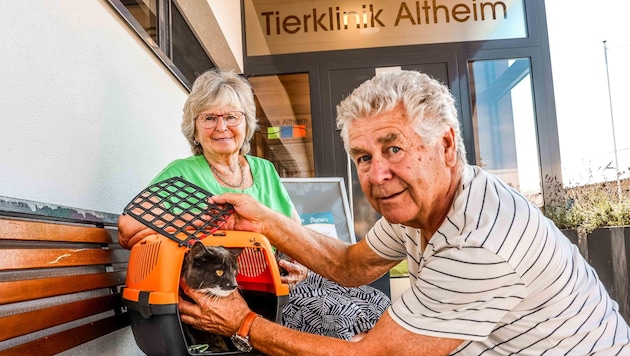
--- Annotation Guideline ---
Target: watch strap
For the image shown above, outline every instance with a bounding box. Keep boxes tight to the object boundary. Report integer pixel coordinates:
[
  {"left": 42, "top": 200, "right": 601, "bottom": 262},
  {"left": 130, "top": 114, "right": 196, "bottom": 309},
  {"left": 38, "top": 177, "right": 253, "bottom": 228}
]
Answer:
[{"left": 236, "top": 311, "right": 260, "bottom": 339}]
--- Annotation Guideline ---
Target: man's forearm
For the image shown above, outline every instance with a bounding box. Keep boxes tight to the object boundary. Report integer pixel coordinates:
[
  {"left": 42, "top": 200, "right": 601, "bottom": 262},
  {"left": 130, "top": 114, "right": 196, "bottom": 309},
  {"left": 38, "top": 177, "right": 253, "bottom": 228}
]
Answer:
[
  {"left": 249, "top": 315, "right": 353, "bottom": 356},
  {"left": 259, "top": 212, "right": 390, "bottom": 286},
  {"left": 259, "top": 211, "right": 356, "bottom": 283}
]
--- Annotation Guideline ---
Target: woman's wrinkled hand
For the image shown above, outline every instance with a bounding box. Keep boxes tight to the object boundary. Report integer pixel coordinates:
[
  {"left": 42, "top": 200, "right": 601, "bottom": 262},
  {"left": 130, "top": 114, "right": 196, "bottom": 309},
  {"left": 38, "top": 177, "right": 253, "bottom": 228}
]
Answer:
[{"left": 279, "top": 259, "right": 308, "bottom": 290}]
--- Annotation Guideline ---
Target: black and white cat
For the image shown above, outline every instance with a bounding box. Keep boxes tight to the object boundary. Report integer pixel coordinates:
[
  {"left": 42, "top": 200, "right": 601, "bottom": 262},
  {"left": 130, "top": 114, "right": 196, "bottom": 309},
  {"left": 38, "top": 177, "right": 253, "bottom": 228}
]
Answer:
[{"left": 180, "top": 241, "right": 243, "bottom": 354}]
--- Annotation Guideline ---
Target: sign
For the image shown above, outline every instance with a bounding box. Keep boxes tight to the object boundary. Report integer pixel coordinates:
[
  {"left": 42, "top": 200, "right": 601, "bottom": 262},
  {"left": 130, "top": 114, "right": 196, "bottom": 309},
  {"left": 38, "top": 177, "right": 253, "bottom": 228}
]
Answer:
[
  {"left": 281, "top": 177, "right": 356, "bottom": 243},
  {"left": 245, "top": 0, "right": 526, "bottom": 56},
  {"left": 300, "top": 211, "right": 338, "bottom": 238}
]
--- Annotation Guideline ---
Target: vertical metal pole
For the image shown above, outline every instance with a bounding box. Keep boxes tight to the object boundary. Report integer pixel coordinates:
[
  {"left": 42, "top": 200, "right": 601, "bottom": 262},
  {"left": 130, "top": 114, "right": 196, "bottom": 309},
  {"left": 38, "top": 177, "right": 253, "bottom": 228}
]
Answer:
[
  {"left": 158, "top": 0, "right": 171, "bottom": 58},
  {"left": 603, "top": 40, "right": 622, "bottom": 199}
]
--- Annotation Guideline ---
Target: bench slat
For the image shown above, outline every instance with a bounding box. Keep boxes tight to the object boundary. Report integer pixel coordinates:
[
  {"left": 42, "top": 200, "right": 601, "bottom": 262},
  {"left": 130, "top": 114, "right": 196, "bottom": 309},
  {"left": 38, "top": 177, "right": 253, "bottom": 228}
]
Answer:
[
  {"left": 0, "top": 271, "right": 126, "bottom": 304},
  {"left": 0, "top": 218, "right": 115, "bottom": 243},
  {"left": 0, "top": 293, "right": 123, "bottom": 341},
  {"left": 0, "top": 313, "right": 130, "bottom": 356},
  {"left": 0, "top": 248, "right": 126, "bottom": 270},
  {"left": 0, "top": 213, "right": 130, "bottom": 354}
]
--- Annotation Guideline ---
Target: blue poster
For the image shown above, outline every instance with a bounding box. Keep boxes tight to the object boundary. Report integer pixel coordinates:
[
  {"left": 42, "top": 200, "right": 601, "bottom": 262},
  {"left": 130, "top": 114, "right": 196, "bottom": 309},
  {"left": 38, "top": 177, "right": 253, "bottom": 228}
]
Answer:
[{"left": 300, "top": 211, "right": 337, "bottom": 239}]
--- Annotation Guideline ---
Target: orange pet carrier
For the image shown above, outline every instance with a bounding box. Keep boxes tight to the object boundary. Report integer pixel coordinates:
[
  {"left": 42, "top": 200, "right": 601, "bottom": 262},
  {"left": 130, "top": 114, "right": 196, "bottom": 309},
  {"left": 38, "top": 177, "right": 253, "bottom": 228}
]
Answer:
[{"left": 121, "top": 177, "right": 289, "bottom": 355}]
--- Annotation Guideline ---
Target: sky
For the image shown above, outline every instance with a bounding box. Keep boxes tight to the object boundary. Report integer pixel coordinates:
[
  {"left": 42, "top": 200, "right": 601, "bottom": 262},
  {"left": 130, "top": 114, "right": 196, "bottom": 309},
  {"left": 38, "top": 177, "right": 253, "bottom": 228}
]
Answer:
[{"left": 545, "top": 1, "right": 630, "bottom": 186}]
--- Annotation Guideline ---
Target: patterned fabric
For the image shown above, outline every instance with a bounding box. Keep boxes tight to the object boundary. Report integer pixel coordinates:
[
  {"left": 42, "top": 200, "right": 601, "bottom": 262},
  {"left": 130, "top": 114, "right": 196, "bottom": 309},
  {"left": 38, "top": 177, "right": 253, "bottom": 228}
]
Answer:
[{"left": 282, "top": 272, "right": 391, "bottom": 340}]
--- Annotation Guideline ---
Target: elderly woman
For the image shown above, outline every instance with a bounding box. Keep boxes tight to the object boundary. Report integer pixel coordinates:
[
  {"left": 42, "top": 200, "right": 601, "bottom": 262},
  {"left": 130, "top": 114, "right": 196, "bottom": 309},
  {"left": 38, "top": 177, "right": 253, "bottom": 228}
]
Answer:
[{"left": 118, "top": 69, "right": 390, "bottom": 342}]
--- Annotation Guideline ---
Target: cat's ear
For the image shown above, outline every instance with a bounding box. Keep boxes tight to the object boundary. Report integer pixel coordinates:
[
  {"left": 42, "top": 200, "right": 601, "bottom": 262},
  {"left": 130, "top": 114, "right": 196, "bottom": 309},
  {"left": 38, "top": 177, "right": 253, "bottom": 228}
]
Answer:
[
  {"left": 227, "top": 247, "right": 244, "bottom": 258},
  {"left": 189, "top": 241, "right": 207, "bottom": 256}
]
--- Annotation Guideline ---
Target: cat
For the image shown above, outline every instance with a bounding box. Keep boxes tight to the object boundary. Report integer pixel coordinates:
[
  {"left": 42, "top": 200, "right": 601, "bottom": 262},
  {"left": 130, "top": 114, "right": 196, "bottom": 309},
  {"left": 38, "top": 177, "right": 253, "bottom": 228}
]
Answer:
[{"left": 180, "top": 241, "right": 243, "bottom": 354}]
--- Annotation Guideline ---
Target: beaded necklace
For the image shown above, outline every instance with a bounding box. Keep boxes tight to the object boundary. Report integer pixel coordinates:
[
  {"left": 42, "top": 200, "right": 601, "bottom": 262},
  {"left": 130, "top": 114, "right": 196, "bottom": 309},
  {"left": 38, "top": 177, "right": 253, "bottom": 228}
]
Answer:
[{"left": 210, "top": 161, "right": 244, "bottom": 188}]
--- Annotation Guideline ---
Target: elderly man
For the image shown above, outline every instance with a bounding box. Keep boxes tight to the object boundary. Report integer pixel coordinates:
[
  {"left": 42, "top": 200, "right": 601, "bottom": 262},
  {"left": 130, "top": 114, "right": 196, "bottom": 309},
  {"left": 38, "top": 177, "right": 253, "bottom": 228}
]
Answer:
[{"left": 179, "top": 70, "right": 630, "bottom": 355}]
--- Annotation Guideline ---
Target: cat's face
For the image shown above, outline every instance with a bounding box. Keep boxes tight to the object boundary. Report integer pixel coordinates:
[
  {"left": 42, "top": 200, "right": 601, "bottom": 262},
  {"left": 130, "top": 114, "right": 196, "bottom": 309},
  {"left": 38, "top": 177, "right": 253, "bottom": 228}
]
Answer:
[{"left": 181, "top": 242, "right": 243, "bottom": 297}]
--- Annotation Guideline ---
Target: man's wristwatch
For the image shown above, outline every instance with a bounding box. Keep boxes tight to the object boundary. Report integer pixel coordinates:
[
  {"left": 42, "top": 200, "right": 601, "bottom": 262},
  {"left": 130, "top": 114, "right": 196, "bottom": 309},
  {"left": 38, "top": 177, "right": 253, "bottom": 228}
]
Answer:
[{"left": 231, "top": 311, "right": 260, "bottom": 352}]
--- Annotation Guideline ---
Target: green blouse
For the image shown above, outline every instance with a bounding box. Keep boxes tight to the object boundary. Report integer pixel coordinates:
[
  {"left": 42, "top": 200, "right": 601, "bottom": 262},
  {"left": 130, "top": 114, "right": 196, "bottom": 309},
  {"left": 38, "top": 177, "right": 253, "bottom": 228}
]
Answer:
[{"left": 150, "top": 155, "right": 294, "bottom": 218}]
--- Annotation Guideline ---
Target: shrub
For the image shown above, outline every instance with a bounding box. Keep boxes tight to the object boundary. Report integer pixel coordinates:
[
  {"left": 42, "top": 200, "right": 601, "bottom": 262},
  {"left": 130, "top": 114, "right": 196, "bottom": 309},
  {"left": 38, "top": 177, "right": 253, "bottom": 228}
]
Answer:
[{"left": 541, "top": 173, "right": 630, "bottom": 235}]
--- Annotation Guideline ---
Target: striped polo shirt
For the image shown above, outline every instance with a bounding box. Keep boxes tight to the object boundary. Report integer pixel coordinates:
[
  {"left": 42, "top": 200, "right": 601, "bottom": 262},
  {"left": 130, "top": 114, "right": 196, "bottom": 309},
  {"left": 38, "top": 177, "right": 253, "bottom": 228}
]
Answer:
[{"left": 366, "top": 165, "right": 630, "bottom": 355}]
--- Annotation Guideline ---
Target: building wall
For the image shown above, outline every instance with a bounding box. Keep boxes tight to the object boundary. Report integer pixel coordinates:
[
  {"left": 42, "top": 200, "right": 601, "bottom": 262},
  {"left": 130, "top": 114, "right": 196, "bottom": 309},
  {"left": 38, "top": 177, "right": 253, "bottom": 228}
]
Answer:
[
  {"left": 0, "top": 1, "right": 191, "bottom": 215},
  {"left": 0, "top": 1, "right": 246, "bottom": 353}
]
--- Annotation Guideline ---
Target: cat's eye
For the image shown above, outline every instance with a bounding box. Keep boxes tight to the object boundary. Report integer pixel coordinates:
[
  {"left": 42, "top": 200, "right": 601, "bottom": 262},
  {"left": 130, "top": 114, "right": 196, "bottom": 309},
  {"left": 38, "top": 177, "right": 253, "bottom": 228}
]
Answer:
[{"left": 215, "top": 270, "right": 224, "bottom": 277}]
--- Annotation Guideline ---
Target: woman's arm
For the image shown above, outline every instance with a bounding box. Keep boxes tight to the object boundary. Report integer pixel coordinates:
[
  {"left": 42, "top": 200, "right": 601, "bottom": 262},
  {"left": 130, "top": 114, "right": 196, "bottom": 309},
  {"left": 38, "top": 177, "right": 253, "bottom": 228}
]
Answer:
[{"left": 117, "top": 213, "right": 158, "bottom": 249}]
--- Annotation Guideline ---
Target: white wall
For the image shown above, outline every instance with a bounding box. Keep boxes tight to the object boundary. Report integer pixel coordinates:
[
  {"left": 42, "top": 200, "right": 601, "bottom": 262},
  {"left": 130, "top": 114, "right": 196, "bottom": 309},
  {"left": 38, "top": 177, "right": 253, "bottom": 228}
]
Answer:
[
  {"left": 0, "top": 1, "right": 242, "bottom": 354},
  {"left": 208, "top": 0, "right": 244, "bottom": 69},
  {"left": 0, "top": 1, "right": 191, "bottom": 214}
]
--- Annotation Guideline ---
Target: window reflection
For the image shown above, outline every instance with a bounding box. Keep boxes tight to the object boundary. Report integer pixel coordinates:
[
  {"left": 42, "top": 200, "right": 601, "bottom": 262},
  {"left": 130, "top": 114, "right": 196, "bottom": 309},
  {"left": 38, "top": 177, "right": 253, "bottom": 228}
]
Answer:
[
  {"left": 121, "top": 0, "right": 158, "bottom": 44},
  {"left": 249, "top": 74, "right": 315, "bottom": 177},
  {"left": 171, "top": 4, "right": 215, "bottom": 84},
  {"left": 468, "top": 58, "right": 542, "bottom": 205}
]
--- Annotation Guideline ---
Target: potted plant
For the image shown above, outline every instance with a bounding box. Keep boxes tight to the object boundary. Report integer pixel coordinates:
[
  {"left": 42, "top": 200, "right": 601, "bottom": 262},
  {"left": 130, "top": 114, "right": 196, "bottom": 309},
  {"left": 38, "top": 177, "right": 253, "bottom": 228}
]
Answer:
[
  {"left": 541, "top": 172, "right": 630, "bottom": 322},
  {"left": 542, "top": 174, "right": 630, "bottom": 237}
]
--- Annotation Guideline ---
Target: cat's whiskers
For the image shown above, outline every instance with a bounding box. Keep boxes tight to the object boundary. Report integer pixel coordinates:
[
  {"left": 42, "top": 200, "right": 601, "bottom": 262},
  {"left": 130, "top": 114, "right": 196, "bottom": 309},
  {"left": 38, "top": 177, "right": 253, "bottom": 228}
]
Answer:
[
  {"left": 198, "top": 292, "right": 214, "bottom": 305},
  {"left": 203, "top": 293, "right": 223, "bottom": 305}
]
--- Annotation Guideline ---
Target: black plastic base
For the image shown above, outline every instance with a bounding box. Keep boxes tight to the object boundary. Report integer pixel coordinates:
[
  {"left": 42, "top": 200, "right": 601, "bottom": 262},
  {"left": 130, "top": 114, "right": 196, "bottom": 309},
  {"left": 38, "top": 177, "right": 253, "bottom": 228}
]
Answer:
[{"left": 124, "top": 290, "right": 288, "bottom": 355}]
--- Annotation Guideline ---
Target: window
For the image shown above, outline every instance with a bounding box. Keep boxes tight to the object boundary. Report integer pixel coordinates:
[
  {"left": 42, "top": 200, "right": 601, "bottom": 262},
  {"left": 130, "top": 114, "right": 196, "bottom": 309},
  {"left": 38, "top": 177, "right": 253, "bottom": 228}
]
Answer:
[
  {"left": 248, "top": 73, "right": 315, "bottom": 178},
  {"left": 170, "top": 4, "right": 215, "bottom": 82},
  {"left": 107, "top": 0, "right": 215, "bottom": 90},
  {"left": 468, "top": 58, "right": 542, "bottom": 205},
  {"left": 120, "top": 0, "right": 158, "bottom": 44}
]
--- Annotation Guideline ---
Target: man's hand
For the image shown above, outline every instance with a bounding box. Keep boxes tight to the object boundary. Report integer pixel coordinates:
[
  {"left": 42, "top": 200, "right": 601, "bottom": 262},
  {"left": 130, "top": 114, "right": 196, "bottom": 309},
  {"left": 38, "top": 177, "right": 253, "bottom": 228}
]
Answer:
[
  {"left": 209, "top": 193, "right": 277, "bottom": 235},
  {"left": 178, "top": 278, "right": 252, "bottom": 336}
]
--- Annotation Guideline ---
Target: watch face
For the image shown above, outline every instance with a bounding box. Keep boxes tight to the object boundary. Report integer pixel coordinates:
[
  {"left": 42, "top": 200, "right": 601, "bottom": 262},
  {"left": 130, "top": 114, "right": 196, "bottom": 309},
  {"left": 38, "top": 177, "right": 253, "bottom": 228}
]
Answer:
[{"left": 231, "top": 334, "right": 253, "bottom": 352}]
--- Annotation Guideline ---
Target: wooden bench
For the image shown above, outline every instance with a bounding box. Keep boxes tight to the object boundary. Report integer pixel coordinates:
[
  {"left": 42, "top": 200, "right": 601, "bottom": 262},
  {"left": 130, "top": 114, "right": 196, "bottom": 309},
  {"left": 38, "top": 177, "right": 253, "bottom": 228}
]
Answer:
[{"left": 0, "top": 197, "right": 130, "bottom": 355}]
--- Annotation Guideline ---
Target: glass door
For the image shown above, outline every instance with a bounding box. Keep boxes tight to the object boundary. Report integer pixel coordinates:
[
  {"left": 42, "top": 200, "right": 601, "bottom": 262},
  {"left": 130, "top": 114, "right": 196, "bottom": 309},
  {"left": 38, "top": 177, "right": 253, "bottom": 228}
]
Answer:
[{"left": 468, "top": 58, "right": 542, "bottom": 205}]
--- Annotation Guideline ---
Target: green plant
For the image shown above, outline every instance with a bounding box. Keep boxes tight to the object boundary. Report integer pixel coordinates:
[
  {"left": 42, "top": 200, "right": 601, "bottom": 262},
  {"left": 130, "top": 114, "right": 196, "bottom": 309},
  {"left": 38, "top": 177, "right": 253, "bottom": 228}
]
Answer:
[{"left": 541, "top": 173, "right": 630, "bottom": 235}]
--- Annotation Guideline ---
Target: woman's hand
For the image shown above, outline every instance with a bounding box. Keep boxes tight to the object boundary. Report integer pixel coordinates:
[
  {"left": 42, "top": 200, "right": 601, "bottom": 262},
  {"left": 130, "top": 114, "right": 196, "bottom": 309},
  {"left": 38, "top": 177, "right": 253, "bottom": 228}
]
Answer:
[
  {"left": 279, "top": 259, "right": 308, "bottom": 289},
  {"left": 178, "top": 278, "right": 251, "bottom": 336}
]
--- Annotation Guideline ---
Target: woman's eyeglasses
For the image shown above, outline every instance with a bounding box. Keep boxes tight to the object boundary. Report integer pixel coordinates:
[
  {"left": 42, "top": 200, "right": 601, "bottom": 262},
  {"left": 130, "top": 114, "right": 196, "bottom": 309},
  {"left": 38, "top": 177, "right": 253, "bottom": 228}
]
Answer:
[{"left": 196, "top": 111, "right": 244, "bottom": 129}]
